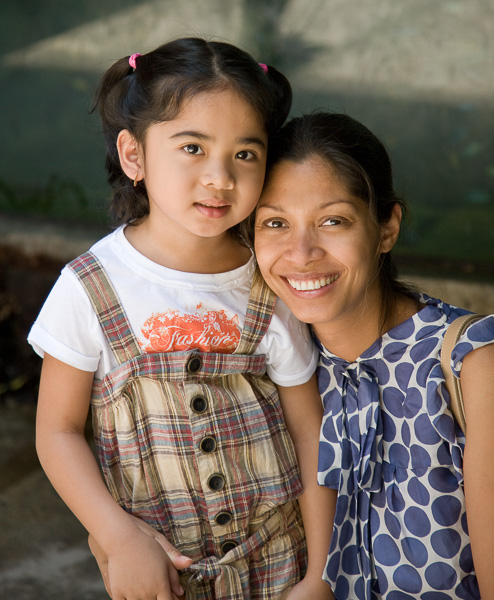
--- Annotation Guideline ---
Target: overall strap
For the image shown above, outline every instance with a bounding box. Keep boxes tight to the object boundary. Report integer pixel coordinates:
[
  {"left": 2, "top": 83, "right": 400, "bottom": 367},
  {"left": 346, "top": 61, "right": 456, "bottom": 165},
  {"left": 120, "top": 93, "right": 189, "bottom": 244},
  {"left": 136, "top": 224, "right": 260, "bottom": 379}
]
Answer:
[
  {"left": 68, "top": 251, "right": 142, "bottom": 364},
  {"left": 235, "top": 268, "right": 276, "bottom": 356}
]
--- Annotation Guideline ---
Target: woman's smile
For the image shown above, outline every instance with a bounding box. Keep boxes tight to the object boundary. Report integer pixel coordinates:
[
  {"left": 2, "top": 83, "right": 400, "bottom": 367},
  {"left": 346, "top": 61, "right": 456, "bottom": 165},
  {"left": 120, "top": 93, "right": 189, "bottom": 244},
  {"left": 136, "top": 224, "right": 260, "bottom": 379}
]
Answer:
[{"left": 286, "top": 274, "right": 340, "bottom": 291}]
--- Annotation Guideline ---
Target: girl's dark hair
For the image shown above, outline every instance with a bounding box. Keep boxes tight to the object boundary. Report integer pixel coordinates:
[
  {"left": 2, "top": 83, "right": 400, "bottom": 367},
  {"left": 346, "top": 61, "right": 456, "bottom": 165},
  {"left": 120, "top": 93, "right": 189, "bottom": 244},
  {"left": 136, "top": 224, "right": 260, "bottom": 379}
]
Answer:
[
  {"left": 263, "top": 112, "right": 415, "bottom": 317},
  {"left": 92, "top": 37, "right": 292, "bottom": 229}
]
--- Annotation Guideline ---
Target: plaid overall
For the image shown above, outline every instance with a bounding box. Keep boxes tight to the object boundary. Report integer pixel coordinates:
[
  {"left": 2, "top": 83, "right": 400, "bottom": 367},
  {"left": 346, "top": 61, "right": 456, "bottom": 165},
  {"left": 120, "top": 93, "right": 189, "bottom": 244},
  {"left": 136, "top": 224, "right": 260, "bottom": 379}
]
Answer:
[{"left": 69, "top": 252, "right": 307, "bottom": 599}]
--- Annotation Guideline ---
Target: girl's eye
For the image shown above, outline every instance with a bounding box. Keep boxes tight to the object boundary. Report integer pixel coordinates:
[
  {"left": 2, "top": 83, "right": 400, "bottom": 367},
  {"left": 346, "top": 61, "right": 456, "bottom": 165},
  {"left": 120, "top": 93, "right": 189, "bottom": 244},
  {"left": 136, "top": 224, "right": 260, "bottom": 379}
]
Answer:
[
  {"left": 183, "top": 144, "right": 204, "bottom": 155},
  {"left": 236, "top": 150, "right": 254, "bottom": 160}
]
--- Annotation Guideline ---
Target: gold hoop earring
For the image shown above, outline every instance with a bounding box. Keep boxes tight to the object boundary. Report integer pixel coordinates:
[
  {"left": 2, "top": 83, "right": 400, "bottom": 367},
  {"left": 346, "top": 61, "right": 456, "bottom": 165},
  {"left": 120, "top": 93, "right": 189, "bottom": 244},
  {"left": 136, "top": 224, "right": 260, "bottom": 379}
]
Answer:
[{"left": 133, "top": 171, "right": 139, "bottom": 187}]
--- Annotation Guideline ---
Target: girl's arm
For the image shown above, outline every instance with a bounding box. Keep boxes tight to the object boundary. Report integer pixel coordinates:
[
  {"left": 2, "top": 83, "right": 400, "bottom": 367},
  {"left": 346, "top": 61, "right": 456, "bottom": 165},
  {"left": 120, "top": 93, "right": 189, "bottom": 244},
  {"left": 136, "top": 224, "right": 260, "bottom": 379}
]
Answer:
[
  {"left": 36, "top": 353, "right": 189, "bottom": 600},
  {"left": 460, "top": 342, "right": 494, "bottom": 600},
  {"left": 276, "top": 374, "right": 336, "bottom": 600}
]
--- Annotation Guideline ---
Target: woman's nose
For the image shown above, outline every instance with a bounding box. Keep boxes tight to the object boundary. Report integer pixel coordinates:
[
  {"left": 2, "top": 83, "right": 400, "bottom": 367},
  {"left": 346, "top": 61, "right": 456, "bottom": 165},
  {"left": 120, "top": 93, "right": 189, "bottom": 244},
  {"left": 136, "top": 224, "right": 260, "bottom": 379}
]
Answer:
[{"left": 283, "top": 229, "right": 325, "bottom": 265}]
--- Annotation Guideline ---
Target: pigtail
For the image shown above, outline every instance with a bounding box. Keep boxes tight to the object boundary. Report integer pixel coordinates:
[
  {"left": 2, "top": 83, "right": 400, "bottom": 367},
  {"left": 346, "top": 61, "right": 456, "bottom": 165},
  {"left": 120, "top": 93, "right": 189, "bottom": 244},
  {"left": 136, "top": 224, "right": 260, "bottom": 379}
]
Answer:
[
  {"left": 92, "top": 56, "right": 151, "bottom": 225},
  {"left": 262, "top": 64, "right": 292, "bottom": 134},
  {"left": 92, "top": 57, "right": 133, "bottom": 155}
]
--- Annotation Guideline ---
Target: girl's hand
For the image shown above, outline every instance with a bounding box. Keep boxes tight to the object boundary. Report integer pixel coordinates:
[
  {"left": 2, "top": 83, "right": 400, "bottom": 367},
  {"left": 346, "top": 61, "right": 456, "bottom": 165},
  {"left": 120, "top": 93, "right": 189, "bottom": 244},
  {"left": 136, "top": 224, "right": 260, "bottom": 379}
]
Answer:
[
  {"left": 89, "top": 519, "right": 192, "bottom": 599},
  {"left": 286, "top": 576, "right": 334, "bottom": 600},
  {"left": 88, "top": 533, "right": 112, "bottom": 597},
  {"left": 106, "top": 528, "right": 181, "bottom": 600}
]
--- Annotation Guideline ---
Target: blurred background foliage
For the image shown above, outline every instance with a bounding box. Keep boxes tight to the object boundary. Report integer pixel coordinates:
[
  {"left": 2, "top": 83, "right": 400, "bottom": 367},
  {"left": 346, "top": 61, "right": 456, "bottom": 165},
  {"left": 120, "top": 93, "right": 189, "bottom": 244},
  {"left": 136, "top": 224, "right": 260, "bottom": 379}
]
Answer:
[{"left": 1, "top": 0, "right": 493, "bottom": 277}]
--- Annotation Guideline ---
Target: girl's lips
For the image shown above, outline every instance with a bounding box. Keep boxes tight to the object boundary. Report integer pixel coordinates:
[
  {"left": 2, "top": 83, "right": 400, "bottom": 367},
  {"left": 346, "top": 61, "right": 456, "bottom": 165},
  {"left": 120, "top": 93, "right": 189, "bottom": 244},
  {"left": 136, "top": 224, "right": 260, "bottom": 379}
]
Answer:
[
  {"left": 286, "top": 274, "right": 340, "bottom": 291},
  {"left": 194, "top": 201, "right": 230, "bottom": 219}
]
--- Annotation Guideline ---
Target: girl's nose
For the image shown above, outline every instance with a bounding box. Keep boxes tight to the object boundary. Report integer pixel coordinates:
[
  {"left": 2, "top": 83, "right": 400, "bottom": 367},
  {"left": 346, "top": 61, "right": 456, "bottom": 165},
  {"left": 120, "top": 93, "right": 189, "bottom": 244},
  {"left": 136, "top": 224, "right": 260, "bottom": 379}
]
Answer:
[{"left": 201, "top": 159, "right": 235, "bottom": 190}]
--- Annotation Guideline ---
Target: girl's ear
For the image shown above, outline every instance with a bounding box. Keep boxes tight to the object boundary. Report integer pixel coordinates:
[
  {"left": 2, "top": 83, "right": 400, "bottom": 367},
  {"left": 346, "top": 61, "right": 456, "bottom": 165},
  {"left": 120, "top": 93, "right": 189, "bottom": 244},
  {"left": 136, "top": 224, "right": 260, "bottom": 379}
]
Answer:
[
  {"left": 117, "top": 130, "right": 143, "bottom": 183},
  {"left": 380, "top": 203, "right": 402, "bottom": 254}
]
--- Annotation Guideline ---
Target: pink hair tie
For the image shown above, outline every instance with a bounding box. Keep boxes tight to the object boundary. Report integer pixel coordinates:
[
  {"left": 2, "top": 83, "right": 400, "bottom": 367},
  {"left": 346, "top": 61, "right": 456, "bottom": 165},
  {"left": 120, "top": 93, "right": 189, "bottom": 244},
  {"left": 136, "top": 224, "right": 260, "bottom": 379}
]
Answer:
[
  {"left": 129, "top": 53, "right": 141, "bottom": 70},
  {"left": 258, "top": 63, "right": 268, "bottom": 74}
]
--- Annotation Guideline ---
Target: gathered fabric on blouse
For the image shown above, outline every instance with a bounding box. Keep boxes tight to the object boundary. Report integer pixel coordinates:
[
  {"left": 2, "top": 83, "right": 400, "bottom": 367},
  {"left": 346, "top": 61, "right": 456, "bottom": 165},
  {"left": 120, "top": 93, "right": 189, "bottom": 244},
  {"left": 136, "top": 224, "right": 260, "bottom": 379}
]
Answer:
[{"left": 316, "top": 294, "right": 494, "bottom": 600}]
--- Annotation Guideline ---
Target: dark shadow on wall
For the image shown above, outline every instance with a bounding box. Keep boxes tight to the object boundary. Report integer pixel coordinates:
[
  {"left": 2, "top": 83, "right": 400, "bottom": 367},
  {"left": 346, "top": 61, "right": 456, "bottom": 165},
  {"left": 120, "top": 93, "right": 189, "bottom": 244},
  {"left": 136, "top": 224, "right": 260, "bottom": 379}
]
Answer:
[{"left": 0, "top": 0, "right": 141, "bottom": 54}]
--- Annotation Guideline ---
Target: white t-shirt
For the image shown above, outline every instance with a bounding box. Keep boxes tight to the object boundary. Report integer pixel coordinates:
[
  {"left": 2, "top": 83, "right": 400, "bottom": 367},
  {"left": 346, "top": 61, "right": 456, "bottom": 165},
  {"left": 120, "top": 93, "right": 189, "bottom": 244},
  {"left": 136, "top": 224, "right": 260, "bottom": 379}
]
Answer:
[{"left": 28, "top": 226, "right": 317, "bottom": 386}]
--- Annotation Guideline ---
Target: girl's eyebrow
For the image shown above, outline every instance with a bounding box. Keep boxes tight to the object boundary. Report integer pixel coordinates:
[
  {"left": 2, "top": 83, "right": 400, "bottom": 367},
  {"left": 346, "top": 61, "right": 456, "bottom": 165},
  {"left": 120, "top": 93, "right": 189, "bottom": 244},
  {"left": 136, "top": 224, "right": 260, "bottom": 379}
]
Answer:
[
  {"left": 170, "top": 130, "right": 266, "bottom": 149},
  {"left": 170, "top": 130, "right": 209, "bottom": 140}
]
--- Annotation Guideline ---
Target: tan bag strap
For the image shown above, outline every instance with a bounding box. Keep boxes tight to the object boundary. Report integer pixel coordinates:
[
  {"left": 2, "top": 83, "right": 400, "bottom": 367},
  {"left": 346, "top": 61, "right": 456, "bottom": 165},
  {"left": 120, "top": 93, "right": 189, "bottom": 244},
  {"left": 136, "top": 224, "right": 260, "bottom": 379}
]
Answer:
[{"left": 441, "top": 313, "right": 485, "bottom": 435}]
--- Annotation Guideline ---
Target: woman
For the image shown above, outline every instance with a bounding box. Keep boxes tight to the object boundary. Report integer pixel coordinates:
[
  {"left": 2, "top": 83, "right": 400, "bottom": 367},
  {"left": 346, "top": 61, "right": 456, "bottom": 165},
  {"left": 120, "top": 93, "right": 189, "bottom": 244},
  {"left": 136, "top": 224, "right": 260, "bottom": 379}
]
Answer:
[{"left": 254, "top": 112, "right": 494, "bottom": 600}]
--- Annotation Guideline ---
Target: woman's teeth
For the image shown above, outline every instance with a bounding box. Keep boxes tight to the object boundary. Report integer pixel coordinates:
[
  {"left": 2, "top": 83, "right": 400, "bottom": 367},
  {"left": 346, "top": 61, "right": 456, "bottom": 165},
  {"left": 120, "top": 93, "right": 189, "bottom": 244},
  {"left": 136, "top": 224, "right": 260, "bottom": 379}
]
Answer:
[{"left": 287, "top": 275, "right": 339, "bottom": 291}]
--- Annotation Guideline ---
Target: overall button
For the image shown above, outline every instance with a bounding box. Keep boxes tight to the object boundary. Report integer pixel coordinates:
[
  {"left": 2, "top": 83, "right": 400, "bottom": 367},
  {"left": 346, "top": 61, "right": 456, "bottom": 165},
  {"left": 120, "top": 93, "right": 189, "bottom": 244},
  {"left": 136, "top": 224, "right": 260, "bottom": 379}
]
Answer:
[
  {"left": 187, "top": 356, "right": 202, "bottom": 374},
  {"left": 191, "top": 395, "right": 208, "bottom": 413},
  {"left": 214, "top": 511, "right": 233, "bottom": 526},
  {"left": 220, "top": 540, "right": 238, "bottom": 555},
  {"left": 207, "top": 473, "right": 225, "bottom": 492},
  {"left": 200, "top": 436, "right": 217, "bottom": 454}
]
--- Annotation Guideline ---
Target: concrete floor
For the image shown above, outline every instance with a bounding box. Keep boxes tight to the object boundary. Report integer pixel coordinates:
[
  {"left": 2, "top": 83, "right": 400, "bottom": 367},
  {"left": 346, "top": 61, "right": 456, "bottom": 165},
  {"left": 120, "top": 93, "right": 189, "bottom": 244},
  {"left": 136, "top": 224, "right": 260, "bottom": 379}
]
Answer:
[{"left": 0, "top": 402, "right": 107, "bottom": 599}]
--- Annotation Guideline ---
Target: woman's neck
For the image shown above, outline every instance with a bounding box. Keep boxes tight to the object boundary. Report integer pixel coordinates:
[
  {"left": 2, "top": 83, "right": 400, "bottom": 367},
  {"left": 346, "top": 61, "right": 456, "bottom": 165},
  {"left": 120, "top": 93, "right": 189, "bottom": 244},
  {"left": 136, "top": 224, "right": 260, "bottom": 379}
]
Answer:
[{"left": 314, "top": 293, "right": 421, "bottom": 362}]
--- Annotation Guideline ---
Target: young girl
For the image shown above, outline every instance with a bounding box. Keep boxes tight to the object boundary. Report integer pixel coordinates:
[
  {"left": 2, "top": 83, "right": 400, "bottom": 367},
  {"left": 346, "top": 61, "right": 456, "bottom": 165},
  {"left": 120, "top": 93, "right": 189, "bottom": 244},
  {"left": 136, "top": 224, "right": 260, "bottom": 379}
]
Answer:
[
  {"left": 254, "top": 112, "right": 494, "bottom": 600},
  {"left": 29, "top": 39, "right": 334, "bottom": 600}
]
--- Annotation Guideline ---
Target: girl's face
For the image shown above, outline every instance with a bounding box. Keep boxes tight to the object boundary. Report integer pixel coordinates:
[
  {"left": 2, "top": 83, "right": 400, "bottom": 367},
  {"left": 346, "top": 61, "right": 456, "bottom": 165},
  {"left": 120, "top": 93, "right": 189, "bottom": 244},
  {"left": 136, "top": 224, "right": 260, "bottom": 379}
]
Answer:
[
  {"left": 123, "top": 88, "right": 267, "bottom": 243},
  {"left": 255, "top": 157, "right": 398, "bottom": 334}
]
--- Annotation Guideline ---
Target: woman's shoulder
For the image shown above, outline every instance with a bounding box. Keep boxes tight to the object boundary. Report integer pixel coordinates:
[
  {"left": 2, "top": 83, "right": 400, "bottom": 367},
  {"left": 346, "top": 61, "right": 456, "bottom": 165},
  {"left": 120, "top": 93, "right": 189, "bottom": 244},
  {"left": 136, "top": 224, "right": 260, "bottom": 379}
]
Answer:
[
  {"left": 389, "top": 293, "right": 473, "bottom": 341},
  {"left": 450, "top": 314, "right": 494, "bottom": 376}
]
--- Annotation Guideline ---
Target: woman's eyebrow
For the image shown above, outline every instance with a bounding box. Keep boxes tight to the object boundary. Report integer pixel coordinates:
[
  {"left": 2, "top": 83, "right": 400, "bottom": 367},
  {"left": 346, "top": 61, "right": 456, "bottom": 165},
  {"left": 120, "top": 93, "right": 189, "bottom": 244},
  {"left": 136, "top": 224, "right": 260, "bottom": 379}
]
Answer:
[
  {"left": 320, "top": 199, "right": 355, "bottom": 209},
  {"left": 257, "top": 199, "right": 354, "bottom": 211},
  {"left": 257, "top": 202, "right": 284, "bottom": 212}
]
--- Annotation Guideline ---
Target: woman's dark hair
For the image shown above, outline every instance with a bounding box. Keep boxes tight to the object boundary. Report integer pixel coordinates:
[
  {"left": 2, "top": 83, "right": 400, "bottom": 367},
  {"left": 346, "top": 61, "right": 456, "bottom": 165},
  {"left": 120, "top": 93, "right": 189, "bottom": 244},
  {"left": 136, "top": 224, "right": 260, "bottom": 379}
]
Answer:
[
  {"left": 92, "top": 37, "right": 292, "bottom": 229},
  {"left": 262, "top": 112, "right": 415, "bottom": 318}
]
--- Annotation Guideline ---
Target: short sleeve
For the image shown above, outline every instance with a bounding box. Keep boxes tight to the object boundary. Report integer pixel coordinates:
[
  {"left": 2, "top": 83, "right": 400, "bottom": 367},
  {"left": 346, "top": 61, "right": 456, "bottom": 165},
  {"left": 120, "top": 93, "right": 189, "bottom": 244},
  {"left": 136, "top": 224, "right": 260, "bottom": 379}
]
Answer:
[
  {"left": 27, "top": 267, "right": 108, "bottom": 374},
  {"left": 258, "top": 298, "right": 318, "bottom": 387},
  {"left": 451, "top": 314, "right": 494, "bottom": 377}
]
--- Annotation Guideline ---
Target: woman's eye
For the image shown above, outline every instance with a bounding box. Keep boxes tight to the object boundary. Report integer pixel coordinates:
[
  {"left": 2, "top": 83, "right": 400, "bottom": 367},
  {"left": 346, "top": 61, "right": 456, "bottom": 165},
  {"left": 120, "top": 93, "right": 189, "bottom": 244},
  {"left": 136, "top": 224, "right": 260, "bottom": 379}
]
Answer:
[
  {"left": 323, "top": 217, "right": 343, "bottom": 227},
  {"left": 265, "top": 219, "right": 286, "bottom": 229},
  {"left": 183, "top": 144, "right": 203, "bottom": 155},
  {"left": 236, "top": 150, "right": 254, "bottom": 160}
]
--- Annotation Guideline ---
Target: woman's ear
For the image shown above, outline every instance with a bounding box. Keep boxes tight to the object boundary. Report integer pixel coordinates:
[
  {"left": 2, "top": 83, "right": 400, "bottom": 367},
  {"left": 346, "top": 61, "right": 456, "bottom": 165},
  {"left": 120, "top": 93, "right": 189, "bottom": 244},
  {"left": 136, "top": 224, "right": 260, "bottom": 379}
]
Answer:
[
  {"left": 117, "top": 130, "right": 143, "bottom": 184},
  {"left": 380, "top": 203, "right": 402, "bottom": 254}
]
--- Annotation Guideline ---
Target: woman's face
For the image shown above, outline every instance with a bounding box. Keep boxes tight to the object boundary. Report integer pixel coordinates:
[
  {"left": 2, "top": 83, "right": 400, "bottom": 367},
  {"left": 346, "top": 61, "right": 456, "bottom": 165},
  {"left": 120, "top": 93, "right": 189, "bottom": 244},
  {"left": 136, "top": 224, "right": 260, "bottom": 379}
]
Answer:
[{"left": 255, "top": 157, "right": 396, "bottom": 334}]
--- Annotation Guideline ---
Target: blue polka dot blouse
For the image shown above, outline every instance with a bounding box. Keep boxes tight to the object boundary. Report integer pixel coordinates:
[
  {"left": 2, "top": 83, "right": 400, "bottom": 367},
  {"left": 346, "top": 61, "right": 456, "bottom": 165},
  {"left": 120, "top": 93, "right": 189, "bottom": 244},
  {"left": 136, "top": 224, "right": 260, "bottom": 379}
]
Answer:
[{"left": 316, "top": 295, "right": 494, "bottom": 600}]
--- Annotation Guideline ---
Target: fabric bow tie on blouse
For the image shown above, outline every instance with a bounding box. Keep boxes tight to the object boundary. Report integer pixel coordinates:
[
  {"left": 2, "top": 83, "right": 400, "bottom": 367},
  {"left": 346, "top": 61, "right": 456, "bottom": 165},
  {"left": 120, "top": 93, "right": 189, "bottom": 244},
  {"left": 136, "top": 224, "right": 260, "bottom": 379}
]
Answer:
[{"left": 317, "top": 351, "right": 384, "bottom": 598}]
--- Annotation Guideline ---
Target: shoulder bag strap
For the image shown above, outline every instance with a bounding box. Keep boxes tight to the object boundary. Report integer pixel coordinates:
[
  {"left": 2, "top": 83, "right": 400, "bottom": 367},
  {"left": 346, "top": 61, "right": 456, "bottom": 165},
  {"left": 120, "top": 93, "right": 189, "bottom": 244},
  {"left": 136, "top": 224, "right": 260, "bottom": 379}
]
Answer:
[{"left": 441, "top": 313, "right": 485, "bottom": 435}]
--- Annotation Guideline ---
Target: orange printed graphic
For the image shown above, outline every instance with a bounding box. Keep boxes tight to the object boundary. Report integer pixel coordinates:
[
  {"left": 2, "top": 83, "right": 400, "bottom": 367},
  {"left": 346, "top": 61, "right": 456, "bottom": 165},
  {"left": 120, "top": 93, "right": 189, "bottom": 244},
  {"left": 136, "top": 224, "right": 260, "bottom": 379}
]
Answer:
[{"left": 141, "top": 306, "right": 241, "bottom": 353}]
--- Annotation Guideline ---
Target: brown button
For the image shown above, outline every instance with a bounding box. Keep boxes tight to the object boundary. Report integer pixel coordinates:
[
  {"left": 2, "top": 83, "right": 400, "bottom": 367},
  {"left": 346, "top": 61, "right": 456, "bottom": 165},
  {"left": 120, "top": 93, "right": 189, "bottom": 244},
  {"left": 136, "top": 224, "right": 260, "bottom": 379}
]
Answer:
[
  {"left": 191, "top": 395, "right": 207, "bottom": 413},
  {"left": 200, "top": 436, "right": 217, "bottom": 454},
  {"left": 187, "top": 356, "right": 202, "bottom": 374},
  {"left": 207, "top": 473, "right": 225, "bottom": 492},
  {"left": 214, "top": 511, "right": 233, "bottom": 526},
  {"left": 220, "top": 540, "right": 238, "bottom": 555}
]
